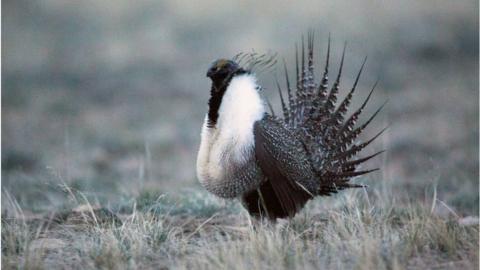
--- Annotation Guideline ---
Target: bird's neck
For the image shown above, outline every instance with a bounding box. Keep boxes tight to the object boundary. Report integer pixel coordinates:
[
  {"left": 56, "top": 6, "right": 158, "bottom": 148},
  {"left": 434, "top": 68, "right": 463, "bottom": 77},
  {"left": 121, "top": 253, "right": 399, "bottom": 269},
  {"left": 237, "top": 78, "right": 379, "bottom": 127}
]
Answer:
[
  {"left": 207, "top": 69, "right": 249, "bottom": 128},
  {"left": 214, "top": 74, "right": 266, "bottom": 146},
  {"left": 207, "top": 81, "right": 228, "bottom": 128}
]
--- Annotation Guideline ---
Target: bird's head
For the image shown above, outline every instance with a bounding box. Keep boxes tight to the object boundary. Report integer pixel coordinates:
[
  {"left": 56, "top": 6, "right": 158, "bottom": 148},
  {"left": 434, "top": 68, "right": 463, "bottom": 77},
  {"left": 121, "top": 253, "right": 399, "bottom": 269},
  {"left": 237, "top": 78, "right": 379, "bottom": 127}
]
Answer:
[
  {"left": 207, "top": 59, "right": 241, "bottom": 79},
  {"left": 206, "top": 59, "right": 246, "bottom": 91}
]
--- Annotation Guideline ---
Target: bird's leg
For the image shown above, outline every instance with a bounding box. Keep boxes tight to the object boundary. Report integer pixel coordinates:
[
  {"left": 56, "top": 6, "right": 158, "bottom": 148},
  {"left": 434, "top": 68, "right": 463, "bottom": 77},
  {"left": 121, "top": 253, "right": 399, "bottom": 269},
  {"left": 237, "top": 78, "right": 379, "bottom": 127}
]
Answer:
[{"left": 256, "top": 188, "right": 271, "bottom": 220}]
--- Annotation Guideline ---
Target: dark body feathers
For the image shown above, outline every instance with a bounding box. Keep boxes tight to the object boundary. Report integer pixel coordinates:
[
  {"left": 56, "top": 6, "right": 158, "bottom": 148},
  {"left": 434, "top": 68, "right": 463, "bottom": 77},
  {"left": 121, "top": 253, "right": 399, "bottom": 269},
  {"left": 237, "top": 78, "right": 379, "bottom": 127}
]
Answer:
[{"left": 246, "top": 116, "right": 314, "bottom": 218}]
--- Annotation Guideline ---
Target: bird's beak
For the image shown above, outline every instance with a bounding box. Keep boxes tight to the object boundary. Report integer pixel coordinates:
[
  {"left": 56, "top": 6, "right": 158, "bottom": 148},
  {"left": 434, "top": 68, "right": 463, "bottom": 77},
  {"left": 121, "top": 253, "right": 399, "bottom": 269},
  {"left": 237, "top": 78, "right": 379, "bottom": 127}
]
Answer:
[{"left": 206, "top": 69, "right": 214, "bottom": 78}]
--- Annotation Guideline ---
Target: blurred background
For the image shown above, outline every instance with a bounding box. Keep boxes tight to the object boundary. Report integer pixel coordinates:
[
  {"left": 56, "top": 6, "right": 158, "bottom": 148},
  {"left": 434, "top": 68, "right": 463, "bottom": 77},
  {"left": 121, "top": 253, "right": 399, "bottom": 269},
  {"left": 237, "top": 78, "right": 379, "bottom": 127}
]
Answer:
[{"left": 2, "top": 0, "right": 478, "bottom": 214}]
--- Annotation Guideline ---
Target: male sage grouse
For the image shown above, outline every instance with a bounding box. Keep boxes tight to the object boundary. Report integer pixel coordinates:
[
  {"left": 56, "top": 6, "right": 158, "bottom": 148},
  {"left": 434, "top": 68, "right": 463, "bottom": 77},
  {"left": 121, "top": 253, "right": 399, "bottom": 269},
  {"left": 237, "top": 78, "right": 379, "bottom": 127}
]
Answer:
[{"left": 197, "top": 33, "right": 385, "bottom": 220}]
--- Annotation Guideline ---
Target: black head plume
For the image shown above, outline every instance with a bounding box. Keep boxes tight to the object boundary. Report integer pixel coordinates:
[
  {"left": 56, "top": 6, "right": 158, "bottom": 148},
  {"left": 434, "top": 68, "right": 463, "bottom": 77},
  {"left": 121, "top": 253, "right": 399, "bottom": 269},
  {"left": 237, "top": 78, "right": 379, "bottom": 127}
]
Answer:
[{"left": 232, "top": 51, "right": 277, "bottom": 74}]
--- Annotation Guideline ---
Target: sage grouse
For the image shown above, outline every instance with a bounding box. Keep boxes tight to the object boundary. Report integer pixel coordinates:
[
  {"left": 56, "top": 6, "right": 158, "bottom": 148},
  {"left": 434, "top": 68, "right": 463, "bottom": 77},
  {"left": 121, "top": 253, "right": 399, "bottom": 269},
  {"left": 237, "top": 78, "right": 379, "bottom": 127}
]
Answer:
[{"left": 197, "top": 34, "right": 385, "bottom": 220}]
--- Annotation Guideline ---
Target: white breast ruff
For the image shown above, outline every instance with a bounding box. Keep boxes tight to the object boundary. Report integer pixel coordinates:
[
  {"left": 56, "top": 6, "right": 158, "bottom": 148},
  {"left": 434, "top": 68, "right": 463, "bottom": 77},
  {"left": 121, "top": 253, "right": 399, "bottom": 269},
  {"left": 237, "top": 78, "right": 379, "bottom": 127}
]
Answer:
[{"left": 196, "top": 74, "right": 265, "bottom": 197}]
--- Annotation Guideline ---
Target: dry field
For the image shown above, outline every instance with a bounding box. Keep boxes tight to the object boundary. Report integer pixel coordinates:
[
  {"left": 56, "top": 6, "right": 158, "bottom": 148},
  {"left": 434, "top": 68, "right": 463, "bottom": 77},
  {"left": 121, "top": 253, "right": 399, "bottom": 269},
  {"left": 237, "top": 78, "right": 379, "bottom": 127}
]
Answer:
[
  {"left": 2, "top": 0, "right": 478, "bottom": 269},
  {"left": 2, "top": 185, "right": 479, "bottom": 269}
]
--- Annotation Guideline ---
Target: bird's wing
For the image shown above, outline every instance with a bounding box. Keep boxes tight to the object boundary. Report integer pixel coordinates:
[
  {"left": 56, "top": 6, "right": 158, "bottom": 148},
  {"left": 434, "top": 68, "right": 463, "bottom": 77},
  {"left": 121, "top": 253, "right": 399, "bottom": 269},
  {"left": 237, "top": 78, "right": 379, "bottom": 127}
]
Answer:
[{"left": 253, "top": 116, "right": 315, "bottom": 217}]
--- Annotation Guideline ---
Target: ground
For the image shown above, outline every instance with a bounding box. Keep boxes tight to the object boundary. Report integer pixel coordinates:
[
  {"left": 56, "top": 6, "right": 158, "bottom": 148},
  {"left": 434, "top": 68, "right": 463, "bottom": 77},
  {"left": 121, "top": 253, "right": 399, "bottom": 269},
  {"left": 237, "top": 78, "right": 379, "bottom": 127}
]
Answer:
[
  {"left": 2, "top": 0, "right": 479, "bottom": 269},
  {"left": 2, "top": 188, "right": 479, "bottom": 269}
]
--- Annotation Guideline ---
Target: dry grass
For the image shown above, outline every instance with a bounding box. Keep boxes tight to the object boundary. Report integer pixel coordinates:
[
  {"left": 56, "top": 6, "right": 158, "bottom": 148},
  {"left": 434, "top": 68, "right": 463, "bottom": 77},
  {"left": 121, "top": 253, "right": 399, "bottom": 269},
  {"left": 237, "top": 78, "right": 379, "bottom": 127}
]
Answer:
[
  {"left": 2, "top": 186, "right": 478, "bottom": 270},
  {"left": 2, "top": 1, "right": 478, "bottom": 269}
]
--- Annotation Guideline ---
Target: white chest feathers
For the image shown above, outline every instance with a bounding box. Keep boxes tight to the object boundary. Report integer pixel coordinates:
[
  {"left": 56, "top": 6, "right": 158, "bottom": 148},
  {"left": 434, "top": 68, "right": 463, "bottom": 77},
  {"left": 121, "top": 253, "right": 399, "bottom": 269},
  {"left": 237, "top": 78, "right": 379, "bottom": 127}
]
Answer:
[{"left": 196, "top": 74, "right": 266, "bottom": 188}]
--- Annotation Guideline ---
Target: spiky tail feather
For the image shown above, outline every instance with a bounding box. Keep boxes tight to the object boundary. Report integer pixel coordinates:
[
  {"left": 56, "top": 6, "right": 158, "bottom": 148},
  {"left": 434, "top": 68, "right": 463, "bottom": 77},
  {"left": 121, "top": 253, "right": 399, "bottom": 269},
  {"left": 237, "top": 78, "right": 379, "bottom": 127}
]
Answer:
[{"left": 273, "top": 32, "right": 385, "bottom": 196}]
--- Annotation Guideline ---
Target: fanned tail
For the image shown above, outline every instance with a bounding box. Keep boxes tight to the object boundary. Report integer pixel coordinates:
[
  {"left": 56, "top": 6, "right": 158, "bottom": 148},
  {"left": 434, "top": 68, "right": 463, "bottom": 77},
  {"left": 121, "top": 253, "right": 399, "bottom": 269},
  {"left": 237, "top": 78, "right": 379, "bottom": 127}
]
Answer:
[{"left": 273, "top": 32, "right": 385, "bottom": 196}]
